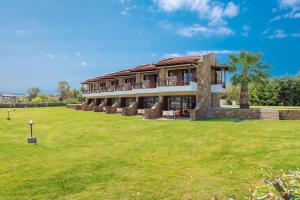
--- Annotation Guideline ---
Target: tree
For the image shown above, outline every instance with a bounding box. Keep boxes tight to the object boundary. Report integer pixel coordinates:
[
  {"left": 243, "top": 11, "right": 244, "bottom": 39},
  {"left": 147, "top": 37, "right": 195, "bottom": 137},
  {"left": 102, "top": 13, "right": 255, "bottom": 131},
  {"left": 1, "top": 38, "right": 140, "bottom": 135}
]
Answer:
[
  {"left": 226, "top": 51, "right": 272, "bottom": 108},
  {"left": 32, "top": 96, "right": 42, "bottom": 103},
  {"left": 225, "top": 85, "right": 240, "bottom": 102},
  {"left": 37, "top": 93, "right": 50, "bottom": 102},
  {"left": 57, "top": 81, "right": 71, "bottom": 101},
  {"left": 27, "top": 87, "right": 41, "bottom": 101}
]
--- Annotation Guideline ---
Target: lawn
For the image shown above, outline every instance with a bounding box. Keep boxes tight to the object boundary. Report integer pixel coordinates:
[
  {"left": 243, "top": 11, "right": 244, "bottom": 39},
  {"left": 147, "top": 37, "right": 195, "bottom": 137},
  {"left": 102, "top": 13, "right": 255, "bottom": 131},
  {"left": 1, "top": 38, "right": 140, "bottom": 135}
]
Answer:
[{"left": 0, "top": 107, "right": 300, "bottom": 199}]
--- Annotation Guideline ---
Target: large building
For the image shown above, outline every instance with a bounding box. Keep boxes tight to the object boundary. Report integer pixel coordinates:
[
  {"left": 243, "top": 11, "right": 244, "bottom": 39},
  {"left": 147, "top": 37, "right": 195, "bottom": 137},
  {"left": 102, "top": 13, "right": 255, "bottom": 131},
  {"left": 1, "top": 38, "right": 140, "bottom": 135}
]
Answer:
[{"left": 80, "top": 53, "right": 228, "bottom": 119}]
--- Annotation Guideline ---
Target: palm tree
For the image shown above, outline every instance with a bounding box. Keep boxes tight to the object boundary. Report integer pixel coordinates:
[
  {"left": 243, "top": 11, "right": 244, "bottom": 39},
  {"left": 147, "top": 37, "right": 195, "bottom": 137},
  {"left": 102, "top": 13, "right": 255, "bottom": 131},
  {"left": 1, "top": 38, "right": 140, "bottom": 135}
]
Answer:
[{"left": 226, "top": 51, "right": 271, "bottom": 109}]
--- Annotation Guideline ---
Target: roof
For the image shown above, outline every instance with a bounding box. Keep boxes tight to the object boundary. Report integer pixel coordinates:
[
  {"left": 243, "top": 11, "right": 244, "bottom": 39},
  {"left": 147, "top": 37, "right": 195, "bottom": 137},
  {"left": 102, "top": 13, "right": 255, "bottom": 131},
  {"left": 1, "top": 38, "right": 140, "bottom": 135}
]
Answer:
[
  {"left": 82, "top": 69, "right": 132, "bottom": 83},
  {"left": 155, "top": 55, "right": 201, "bottom": 66},
  {"left": 131, "top": 64, "right": 157, "bottom": 72},
  {"left": 82, "top": 55, "right": 207, "bottom": 83}
]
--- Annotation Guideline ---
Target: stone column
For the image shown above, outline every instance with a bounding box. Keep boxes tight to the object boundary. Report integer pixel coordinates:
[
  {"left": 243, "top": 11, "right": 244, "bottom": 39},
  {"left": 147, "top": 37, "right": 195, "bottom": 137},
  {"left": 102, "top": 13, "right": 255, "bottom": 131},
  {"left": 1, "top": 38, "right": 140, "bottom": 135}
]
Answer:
[
  {"left": 158, "top": 68, "right": 166, "bottom": 85},
  {"left": 192, "top": 53, "right": 215, "bottom": 119}
]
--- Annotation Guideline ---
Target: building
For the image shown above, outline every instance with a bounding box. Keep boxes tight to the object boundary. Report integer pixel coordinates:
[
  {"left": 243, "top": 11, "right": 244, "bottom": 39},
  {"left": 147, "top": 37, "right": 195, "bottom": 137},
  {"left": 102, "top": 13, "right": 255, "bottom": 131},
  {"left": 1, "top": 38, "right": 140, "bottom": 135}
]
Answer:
[
  {"left": 0, "top": 94, "right": 23, "bottom": 101},
  {"left": 79, "top": 53, "right": 228, "bottom": 120}
]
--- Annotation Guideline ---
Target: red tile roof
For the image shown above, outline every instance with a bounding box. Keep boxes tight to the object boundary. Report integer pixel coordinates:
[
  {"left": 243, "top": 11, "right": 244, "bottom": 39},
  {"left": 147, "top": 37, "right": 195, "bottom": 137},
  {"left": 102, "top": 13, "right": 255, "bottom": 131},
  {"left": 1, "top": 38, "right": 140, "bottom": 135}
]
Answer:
[
  {"left": 155, "top": 55, "right": 201, "bottom": 66},
  {"left": 82, "top": 55, "right": 203, "bottom": 83},
  {"left": 131, "top": 64, "right": 156, "bottom": 72}
]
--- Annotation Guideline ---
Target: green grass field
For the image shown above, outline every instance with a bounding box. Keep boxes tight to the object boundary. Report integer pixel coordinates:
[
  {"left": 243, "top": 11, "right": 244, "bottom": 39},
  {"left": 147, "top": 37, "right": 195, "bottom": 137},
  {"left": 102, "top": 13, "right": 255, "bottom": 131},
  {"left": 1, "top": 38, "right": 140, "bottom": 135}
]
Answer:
[{"left": 1, "top": 107, "right": 300, "bottom": 199}]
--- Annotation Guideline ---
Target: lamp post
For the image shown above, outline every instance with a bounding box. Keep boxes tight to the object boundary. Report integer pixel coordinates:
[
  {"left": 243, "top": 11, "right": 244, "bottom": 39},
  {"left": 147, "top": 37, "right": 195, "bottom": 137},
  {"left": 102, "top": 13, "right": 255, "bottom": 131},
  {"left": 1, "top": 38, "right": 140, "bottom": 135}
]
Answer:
[
  {"left": 27, "top": 120, "right": 37, "bottom": 143},
  {"left": 7, "top": 109, "right": 11, "bottom": 120}
]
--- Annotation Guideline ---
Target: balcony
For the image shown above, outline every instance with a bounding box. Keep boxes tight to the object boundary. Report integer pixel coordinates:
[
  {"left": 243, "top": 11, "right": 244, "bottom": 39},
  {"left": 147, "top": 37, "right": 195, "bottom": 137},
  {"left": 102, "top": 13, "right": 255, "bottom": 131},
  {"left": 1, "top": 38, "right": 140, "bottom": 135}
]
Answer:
[{"left": 82, "top": 81, "right": 198, "bottom": 97}]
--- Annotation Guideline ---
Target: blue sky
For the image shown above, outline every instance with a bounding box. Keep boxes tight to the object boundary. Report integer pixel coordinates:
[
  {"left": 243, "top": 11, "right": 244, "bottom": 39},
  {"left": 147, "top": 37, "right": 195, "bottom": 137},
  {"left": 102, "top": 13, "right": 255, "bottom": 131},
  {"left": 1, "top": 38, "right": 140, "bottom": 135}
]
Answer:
[{"left": 0, "top": 0, "right": 299, "bottom": 94}]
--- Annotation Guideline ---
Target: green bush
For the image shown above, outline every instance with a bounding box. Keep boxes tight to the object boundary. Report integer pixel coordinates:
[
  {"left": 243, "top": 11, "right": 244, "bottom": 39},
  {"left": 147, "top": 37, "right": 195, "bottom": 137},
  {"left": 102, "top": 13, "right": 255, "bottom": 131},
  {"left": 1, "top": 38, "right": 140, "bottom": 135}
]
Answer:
[{"left": 63, "top": 98, "right": 81, "bottom": 104}]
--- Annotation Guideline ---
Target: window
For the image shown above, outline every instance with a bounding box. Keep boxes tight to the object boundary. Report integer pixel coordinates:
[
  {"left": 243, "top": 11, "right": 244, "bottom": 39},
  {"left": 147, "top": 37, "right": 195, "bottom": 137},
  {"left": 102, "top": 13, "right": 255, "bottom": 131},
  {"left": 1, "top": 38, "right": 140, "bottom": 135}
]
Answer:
[{"left": 143, "top": 97, "right": 159, "bottom": 108}]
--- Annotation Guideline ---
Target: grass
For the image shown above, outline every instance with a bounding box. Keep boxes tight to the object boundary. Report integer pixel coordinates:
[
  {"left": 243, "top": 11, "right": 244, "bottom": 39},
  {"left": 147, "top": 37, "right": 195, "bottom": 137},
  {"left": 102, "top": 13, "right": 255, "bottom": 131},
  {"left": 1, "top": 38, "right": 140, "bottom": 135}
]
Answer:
[{"left": 0, "top": 107, "right": 300, "bottom": 199}]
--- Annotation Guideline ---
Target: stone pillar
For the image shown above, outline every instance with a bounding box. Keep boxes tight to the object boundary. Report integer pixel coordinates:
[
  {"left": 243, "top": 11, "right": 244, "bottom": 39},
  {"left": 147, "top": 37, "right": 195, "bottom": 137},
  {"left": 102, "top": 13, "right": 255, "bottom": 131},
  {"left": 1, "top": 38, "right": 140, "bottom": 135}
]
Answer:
[
  {"left": 118, "top": 77, "right": 124, "bottom": 86},
  {"left": 158, "top": 68, "right": 167, "bottom": 85},
  {"left": 191, "top": 53, "right": 215, "bottom": 120},
  {"left": 136, "top": 73, "right": 142, "bottom": 83}
]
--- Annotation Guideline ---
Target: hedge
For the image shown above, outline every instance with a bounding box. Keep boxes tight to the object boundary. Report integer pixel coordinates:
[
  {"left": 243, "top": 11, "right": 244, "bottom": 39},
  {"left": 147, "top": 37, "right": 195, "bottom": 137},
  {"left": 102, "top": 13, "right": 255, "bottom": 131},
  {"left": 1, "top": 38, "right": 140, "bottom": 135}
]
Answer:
[{"left": 0, "top": 102, "right": 66, "bottom": 108}]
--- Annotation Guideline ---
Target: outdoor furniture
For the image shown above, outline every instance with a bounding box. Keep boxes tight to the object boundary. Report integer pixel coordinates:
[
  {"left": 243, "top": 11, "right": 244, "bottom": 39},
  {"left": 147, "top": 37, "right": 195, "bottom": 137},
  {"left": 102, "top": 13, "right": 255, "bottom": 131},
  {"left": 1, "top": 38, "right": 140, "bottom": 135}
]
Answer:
[
  {"left": 138, "top": 109, "right": 145, "bottom": 116},
  {"left": 162, "top": 110, "right": 181, "bottom": 119},
  {"left": 116, "top": 108, "right": 123, "bottom": 113},
  {"left": 162, "top": 110, "right": 175, "bottom": 119},
  {"left": 175, "top": 110, "right": 181, "bottom": 118}
]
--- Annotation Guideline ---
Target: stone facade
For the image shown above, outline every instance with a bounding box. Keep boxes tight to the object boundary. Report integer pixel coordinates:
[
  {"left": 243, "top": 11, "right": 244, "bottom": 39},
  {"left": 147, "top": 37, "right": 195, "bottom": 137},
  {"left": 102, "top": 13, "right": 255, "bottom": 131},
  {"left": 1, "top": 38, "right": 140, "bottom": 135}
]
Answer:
[
  {"left": 105, "top": 102, "right": 120, "bottom": 114},
  {"left": 94, "top": 101, "right": 106, "bottom": 112},
  {"left": 211, "top": 93, "right": 222, "bottom": 108},
  {"left": 144, "top": 102, "right": 162, "bottom": 119},
  {"left": 122, "top": 102, "right": 138, "bottom": 116},
  {"left": 191, "top": 53, "right": 216, "bottom": 120},
  {"left": 84, "top": 102, "right": 96, "bottom": 111},
  {"left": 279, "top": 110, "right": 300, "bottom": 120}
]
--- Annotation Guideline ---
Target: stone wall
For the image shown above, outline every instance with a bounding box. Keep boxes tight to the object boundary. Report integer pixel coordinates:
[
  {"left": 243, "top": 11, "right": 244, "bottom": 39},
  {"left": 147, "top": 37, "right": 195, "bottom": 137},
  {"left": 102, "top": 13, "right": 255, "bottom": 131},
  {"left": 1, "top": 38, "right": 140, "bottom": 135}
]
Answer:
[
  {"left": 94, "top": 101, "right": 106, "bottom": 112},
  {"left": 84, "top": 102, "right": 96, "bottom": 111},
  {"left": 279, "top": 110, "right": 300, "bottom": 120},
  {"left": 211, "top": 93, "right": 222, "bottom": 108},
  {"left": 122, "top": 102, "right": 138, "bottom": 116},
  {"left": 105, "top": 102, "right": 120, "bottom": 114},
  {"left": 144, "top": 102, "right": 162, "bottom": 119},
  {"left": 211, "top": 108, "right": 261, "bottom": 119},
  {"left": 75, "top": 102, "right": 87, "bottom": 110}
]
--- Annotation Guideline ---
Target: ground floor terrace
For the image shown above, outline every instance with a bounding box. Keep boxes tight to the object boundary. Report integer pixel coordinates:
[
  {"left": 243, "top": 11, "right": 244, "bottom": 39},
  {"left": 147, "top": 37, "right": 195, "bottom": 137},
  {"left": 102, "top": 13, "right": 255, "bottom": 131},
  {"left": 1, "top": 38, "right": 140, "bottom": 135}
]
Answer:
[
  {"left": 1, "top": 107, "right": 300, "bottom": 199},
  {"left": 83, "top": 94, "right": 198, "bottom": 118}
]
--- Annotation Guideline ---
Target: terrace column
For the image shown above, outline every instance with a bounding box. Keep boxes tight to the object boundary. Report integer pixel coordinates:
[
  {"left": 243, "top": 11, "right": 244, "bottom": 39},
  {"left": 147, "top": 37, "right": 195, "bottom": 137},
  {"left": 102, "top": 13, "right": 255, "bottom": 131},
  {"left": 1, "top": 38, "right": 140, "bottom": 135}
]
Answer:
[
  {"left": 158, "top": 68, "right": 167, "bottom": 86},
  {"left": 192, "top": 53, "right": 214, "bottom": 119}
]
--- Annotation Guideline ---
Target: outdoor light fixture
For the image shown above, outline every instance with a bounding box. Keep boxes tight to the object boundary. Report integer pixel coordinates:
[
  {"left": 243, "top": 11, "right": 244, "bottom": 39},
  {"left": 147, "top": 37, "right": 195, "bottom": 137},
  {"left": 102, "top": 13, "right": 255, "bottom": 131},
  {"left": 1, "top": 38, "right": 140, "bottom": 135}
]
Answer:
[
  {"left": 7, "top": 109, "right": 11, "bottom": 120},
  {"left": 27, "top": 120, "right": 37, "bottom": 144}
]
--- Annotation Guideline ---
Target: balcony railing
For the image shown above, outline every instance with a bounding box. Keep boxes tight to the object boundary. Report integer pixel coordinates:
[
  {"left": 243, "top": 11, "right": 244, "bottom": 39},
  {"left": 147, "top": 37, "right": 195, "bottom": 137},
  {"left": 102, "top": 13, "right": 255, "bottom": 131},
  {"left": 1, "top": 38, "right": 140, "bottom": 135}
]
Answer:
[
  {"left": 158, "top": 77, "right": 197, "bottom": 86},
  {"left": 211, "top": 80, "right": 226, "bottom": 88},
  {"left": 82, "top": 79, "right": 197, "bottom": 94}
]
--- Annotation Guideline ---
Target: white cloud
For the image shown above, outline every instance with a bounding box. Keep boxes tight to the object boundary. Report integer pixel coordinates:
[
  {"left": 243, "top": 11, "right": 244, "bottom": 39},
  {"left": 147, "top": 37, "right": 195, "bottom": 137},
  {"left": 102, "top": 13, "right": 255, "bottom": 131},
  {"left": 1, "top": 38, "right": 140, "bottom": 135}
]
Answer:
[
  {"left": 121, "top": 10, "right": 129, "bottom": 15},
  {"left": 187, "top": 50, "right": 239, "bottom": 55},
  {"left": 178, "top": 24, "right": 234, "bottom": 37},
  {"left": 291, "top": 33, "right": 300, "bottom": 37},
  {"left": 267, "top": 29, "right": 288, "bottom": 39},
  {"left": 241, "top": 25, "right": 250, "bottom": 37},
  {"left": 164, "top": 53, "right": 182, "bottom": 58},
  {"left": 164, "top": 50, "right": 238, "bottom": 58},
  {"left": 153, "top": 0, "right": 239, "bottom": 25},
  {"left": 266, "top": 29, "right": 300, "bottom": 39},
  {"left": 279, "top": 0, "right": 300, "bottom": 8},
  {"left": 154, "top": 0, "right": 239, "bottom": 38},
  {"left": 16, "top": 30, "right": 33, "bottom": 36},
  {"left": 80, "top": 62, "right": 87, "bottom": 66},
  {"left": 271, "top": 0, "right": 300, "bottom": 21}
]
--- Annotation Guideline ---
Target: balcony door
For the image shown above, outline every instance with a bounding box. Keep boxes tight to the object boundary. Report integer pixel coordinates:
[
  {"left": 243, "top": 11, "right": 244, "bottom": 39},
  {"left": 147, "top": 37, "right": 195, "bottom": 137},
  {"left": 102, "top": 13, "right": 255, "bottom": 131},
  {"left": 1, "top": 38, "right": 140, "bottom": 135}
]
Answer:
[{"left": 166, "top": 96, "right": 196, "bottom": 117}]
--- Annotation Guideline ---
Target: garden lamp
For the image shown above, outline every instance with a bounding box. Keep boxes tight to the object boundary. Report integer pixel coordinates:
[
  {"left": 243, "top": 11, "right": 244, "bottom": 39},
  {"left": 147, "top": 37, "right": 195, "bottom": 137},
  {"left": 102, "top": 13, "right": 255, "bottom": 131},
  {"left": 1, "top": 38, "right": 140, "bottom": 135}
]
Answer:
[
  {"left": 7, "top": 109, "right": 11, "bottom": 120},
  {"left": 27, "top": 120, "right": 37, "bottom": 143}
]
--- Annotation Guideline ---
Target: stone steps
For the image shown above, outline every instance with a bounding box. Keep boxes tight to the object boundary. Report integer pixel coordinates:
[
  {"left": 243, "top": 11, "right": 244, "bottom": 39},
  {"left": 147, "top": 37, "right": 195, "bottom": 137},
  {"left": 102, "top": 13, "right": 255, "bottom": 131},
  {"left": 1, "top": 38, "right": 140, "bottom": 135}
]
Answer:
[{"left": 260, "top": 108, "right": 279, "bottom": 120}]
